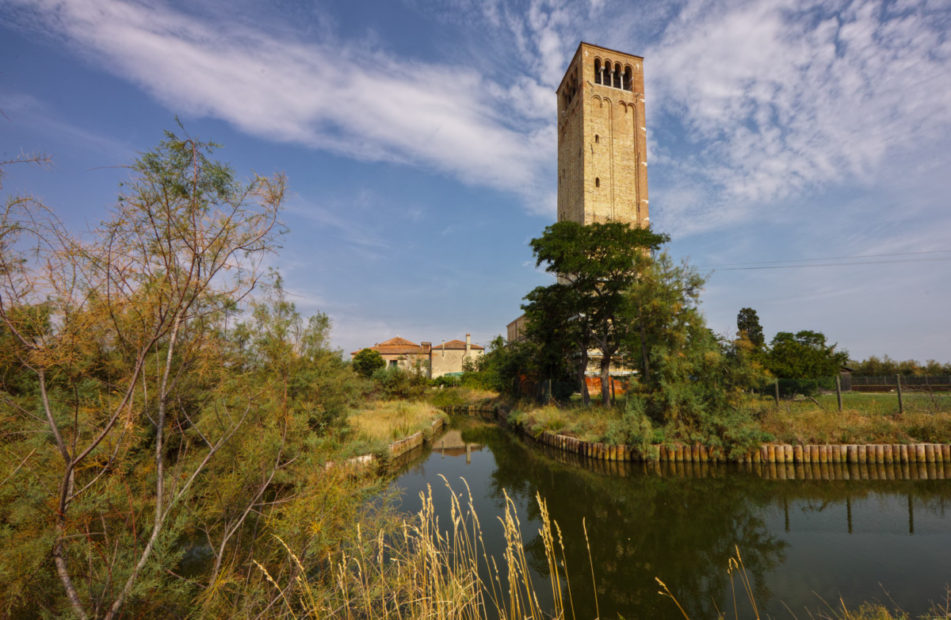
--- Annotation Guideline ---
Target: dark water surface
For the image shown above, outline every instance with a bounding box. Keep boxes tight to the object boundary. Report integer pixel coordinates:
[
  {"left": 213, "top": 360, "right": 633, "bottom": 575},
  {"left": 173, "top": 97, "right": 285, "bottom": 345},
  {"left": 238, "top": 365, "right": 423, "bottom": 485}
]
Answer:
[{"left": 389, "top": 416, "right": 951, "bottom": 618}]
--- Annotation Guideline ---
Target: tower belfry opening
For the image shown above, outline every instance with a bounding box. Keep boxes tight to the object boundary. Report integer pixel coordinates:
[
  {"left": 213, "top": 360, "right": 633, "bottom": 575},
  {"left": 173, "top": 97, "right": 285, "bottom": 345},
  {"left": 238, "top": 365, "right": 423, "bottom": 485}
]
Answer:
[{"left": 556, "top": 42, "right": 648, "bottom": 228}]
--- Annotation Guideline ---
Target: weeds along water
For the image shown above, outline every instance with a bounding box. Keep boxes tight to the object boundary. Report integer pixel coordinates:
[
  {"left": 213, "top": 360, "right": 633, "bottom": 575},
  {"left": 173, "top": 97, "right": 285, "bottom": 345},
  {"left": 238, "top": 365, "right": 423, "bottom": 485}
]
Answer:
[
  {"left": 256, "top": 416, "right": 951, "bottom": 619},
  {"left": 256, "top": 476, "right": 586, "bottom": 618},
  {"left": 258, "top": 476, "right": 895, "bottom": 619}
]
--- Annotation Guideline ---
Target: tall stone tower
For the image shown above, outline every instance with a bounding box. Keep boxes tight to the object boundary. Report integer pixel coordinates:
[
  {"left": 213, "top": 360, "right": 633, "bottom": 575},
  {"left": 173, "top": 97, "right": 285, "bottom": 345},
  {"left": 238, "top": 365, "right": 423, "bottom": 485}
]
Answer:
[{"left": 556, "top": 42, "right": 648, "bottom": 227}]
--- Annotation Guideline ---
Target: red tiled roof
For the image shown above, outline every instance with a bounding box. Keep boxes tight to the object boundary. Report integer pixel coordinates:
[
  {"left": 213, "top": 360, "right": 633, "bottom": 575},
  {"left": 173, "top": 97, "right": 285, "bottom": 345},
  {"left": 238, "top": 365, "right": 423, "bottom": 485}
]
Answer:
[
  {"left": 352, "top": 336, "right": 483, "bottom": 358},
  {"left": 351, "top": 337, "right": 424, "bottom": 357},
  {"left": 433, "top": 339, "right": 485, "bottom": 351},
  {"left": 377, "top": 337, "right": 418, "bottom": 348}
]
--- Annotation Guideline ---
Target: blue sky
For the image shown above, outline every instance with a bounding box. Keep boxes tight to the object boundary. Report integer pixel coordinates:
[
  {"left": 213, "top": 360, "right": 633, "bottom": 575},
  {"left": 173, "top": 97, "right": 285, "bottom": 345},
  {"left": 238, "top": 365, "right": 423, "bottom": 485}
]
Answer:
[{"left": 2, "top": 0, "right": 951, "bottom": 362}]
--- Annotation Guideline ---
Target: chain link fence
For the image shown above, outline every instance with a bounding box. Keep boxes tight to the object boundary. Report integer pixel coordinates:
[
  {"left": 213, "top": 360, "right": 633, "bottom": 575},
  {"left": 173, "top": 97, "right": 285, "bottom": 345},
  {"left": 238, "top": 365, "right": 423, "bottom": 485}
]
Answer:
[{"left": 764, "top": 374, "right": 951, "bottom": 413}]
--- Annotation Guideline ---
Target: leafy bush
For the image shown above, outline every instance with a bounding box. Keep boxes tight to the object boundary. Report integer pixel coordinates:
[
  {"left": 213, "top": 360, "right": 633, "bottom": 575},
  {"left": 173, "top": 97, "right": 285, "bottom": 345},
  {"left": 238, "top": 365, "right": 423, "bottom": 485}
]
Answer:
[
  {"left": 604, "top": 397, "right": 655, "bottom": 454},
  {"left": 353, "top": 348, "right": 385, "bottom": 378},
  {"left": 431, "top": 374, "right": 461, "bottom": 388},
  {"left": 371, "top": 367, "right": 428, "bottom": 400}
]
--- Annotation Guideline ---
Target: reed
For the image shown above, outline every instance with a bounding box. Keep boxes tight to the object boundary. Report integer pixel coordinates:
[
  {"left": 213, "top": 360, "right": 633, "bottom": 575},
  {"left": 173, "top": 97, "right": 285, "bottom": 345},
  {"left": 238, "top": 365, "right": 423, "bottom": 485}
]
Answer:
[{"left": 257, "top": 476, "right": 581, "bottom": 618}]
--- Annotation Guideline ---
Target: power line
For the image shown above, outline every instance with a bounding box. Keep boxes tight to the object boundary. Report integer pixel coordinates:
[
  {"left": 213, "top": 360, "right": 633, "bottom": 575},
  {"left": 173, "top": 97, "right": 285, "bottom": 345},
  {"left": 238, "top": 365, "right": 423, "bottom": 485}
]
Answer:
[
  {"left": 715, "top": 249, "right": 951, "bottom": 268},
  {"left": 715, "top": 256, "right": 951, "bottom": 271}
]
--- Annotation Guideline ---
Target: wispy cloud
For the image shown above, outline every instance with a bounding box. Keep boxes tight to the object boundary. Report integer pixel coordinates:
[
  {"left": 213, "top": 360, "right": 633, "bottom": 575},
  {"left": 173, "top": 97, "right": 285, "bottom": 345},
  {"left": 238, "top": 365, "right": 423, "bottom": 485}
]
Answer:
[
  {"left": 6, "top": 0, "right": 556, "bottom": 211},
  {"left": 647, "top": 0, "right": 951, "bottom": 234}
]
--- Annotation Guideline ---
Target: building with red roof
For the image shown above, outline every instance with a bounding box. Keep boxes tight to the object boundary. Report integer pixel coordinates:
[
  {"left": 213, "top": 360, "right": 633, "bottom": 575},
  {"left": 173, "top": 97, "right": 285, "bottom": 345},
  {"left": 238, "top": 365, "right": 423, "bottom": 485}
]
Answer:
[{"left": 351, "top": 334, "right": 484, "bottom": 378}]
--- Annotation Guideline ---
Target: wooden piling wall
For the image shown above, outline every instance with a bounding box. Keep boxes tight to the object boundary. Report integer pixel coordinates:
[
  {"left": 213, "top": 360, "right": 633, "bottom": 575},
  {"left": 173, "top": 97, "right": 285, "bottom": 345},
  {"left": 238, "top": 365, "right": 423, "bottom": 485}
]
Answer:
[
  {"left": 526, "top": 429, "right": 951, "bottom": 468},
  {"left": 439, "top": 404, "right": 951, "bottom": 476}
]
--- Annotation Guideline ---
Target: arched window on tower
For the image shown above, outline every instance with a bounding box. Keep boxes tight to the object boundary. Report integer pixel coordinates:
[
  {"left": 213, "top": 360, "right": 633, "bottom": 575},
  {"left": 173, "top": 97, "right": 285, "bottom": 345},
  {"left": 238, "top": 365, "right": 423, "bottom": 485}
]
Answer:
[
  {"left": 613, "top": 63, "right": 622, "bottom": 88},
  {"left": 594, "top": 58, "right": 602, "bottom": 84},
  {"left": 624, "top": 66, "right": 632, "bottom": 91}
]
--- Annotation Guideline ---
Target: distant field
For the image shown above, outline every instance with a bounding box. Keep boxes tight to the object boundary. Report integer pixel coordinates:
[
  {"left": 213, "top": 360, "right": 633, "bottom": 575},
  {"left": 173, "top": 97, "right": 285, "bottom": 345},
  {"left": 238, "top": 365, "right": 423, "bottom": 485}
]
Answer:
[{"left": 775, "top": 390, "right": 951, "bottom": 415}]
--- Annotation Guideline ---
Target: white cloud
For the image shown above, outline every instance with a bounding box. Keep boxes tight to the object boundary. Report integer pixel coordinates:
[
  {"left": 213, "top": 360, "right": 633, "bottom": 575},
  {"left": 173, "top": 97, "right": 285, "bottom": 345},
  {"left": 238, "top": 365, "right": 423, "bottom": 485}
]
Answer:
[
  {"left": 647, "top": 0, "right": 951, "bottom": 234},
  {"left": 7, "top": 0, "right": 557, "bottom": 212}
]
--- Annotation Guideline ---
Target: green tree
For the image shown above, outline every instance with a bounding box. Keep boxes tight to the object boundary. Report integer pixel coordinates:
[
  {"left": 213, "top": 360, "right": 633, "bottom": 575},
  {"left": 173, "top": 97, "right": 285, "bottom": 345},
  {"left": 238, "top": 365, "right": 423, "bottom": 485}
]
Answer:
[
  {"left": 624, "top": 252, "right": 705, "bottom": 389},
  {"left": 523, "top": 282, "right": 587, "bottom": 402},
  {"left": 455, "top": 335, "right": 538, "bottom": 397},
  {"left": 621, "top": 254, "right": 770, "bottom": 455},
  {"left": 526, "top": 221, "right": 668, "bottom": 406},
  {"left": 765, "top": 330, "right": 849, "bottom": 395},
  {"left": 233, "top": 277, "right": 359, "bottom": 430},
  {"left": 352, "top": 347, "right": 385, "bottom": 378},
  {"left": 736, "top": 307, "right": 765, "bottom": 349}
]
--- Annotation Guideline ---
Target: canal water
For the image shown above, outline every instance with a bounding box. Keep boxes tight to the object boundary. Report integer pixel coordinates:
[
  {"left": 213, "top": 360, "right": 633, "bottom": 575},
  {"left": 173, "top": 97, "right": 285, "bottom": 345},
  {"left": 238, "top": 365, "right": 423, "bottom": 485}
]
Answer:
[{"left": 390, "top": 416, "right": 951, "bottom": 618}]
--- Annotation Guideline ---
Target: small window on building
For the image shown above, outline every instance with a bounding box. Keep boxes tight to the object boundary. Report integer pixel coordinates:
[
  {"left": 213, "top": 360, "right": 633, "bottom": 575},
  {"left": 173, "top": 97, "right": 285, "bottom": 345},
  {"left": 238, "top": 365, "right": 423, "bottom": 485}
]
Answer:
[
  {"left": 595, "top": 177, "right": 600, "bottom": 188},
  {"left": 594, "top": 58, "right": 602, "bottom": 84},
  {"left": 389, "top": 360, "right": 398, "bottom": 368},
  {"left": 595, "top": 134, "right": 599, "bottom": 143}
]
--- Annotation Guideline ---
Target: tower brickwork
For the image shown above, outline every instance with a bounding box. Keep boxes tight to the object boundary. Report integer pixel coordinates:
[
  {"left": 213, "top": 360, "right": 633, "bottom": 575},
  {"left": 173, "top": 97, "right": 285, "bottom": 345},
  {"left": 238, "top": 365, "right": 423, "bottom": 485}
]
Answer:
[{"left": 556, "top": 43, "right": 648, "bottom": 227}]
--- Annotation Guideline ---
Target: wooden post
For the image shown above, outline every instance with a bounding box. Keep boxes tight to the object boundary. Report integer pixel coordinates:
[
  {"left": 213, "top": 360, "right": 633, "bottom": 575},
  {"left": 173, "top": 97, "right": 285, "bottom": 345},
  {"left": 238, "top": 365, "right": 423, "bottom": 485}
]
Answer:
[
  {"left": 897, "top": 374, "right": 904, "bottom": 414},
  {"left": 774, "top": 379, "right": 780, "bottom": 405},
  {"left": 847, "top": 495, "right": 853, "bottom": 534},
  {"left": 908, "top": 494, "right": 914, "bottom": 535},
  {"left": 835, "top": 375, "right": 843, "bottom": 412}
]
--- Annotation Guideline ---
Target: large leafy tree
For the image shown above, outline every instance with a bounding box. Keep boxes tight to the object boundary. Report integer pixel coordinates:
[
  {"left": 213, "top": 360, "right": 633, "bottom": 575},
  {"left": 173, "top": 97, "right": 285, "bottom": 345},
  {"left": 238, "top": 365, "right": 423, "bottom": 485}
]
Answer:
[
  {"left": 522, "top": 282, "right": 586, "bottom": 401},
  {"left": 621, "top": 254, "right": 769, "bottom": 454},
  {"left": 624, "top": 251, "right": 705, "bottom": 388},
  {"left": 765, "top": 330, "right": 849, "bottom": 395},
  {"left": 765, "top": 330, "right": 848, "bottom": 379},
  {"left": 525, "top": 221, "right": 667, "bottom": 406}
]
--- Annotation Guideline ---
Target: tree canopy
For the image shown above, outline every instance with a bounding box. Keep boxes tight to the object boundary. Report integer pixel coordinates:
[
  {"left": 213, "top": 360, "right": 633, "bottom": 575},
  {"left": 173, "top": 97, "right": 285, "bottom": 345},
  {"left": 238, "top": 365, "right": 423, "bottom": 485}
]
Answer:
[
  {"left": 524, "top": 221, "right": 668, "bottom": 405},
  {"left": 736, "top": 307, "right": 765, "bottom": 349},
  {"left": 353, "top": 347, "right": 385, "bottom": 378},
  {"left": 765, "top": 330, "right": 849, "bottom": 380}
]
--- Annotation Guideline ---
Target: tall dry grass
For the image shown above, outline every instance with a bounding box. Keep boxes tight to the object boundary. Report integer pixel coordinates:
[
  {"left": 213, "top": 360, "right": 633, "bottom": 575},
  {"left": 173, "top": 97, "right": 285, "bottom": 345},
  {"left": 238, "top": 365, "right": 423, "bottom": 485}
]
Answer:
[
  {"left": 348, "top": 401, "right": 446, "bottom": 444},
  {"left": 759, "top": 393, "right": 951, "bottom": 444},
  {"left": 256, "top": 476, "right": 583, "bottom": 618}
]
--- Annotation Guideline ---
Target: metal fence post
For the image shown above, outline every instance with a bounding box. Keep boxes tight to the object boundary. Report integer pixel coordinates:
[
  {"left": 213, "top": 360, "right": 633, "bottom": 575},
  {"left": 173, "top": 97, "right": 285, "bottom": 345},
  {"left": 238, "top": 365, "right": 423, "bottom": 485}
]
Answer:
[
  {"left": 897, "top": 374, "right": 904, "bottom": 414},
  {"left": 836, "top": 375, "right": 842, "bottom": 412}
]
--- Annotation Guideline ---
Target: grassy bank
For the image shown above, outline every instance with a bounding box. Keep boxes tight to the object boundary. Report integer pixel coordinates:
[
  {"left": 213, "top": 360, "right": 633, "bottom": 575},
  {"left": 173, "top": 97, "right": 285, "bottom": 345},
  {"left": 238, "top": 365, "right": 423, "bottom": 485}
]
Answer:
[
  {"left": 509, "top": 391, "right": 951, "bottom": 449},
  {"left": 427, "top": 385, "right": 499, "bottom": 410},
  {"left": 342, "top": 400, "right": 447, "bottom": 456}
]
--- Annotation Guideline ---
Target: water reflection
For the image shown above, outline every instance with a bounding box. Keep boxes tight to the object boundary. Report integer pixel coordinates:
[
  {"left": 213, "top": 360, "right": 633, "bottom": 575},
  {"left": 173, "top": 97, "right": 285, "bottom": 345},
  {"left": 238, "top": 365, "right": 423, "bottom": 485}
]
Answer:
[
  {"left": 390, "top": 417, "right": 951, "bottom": 618},
  {"left": 432, "top": 429, "right": 483, "bottom": 462}
]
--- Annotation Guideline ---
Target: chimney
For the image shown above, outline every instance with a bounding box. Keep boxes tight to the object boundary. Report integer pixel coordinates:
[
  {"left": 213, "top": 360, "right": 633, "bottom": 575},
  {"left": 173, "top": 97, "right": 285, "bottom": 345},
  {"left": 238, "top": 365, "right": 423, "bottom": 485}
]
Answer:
[{"left": 465, "top": 333, "right": 471, "bottom": 355}]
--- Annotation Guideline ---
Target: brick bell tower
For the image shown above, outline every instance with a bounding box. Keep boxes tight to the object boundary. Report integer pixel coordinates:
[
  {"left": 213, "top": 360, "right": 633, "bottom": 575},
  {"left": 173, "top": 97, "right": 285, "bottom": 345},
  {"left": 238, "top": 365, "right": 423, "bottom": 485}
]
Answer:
[{"left": 556, "top": 42, "right": 648, "bottom": 227}]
